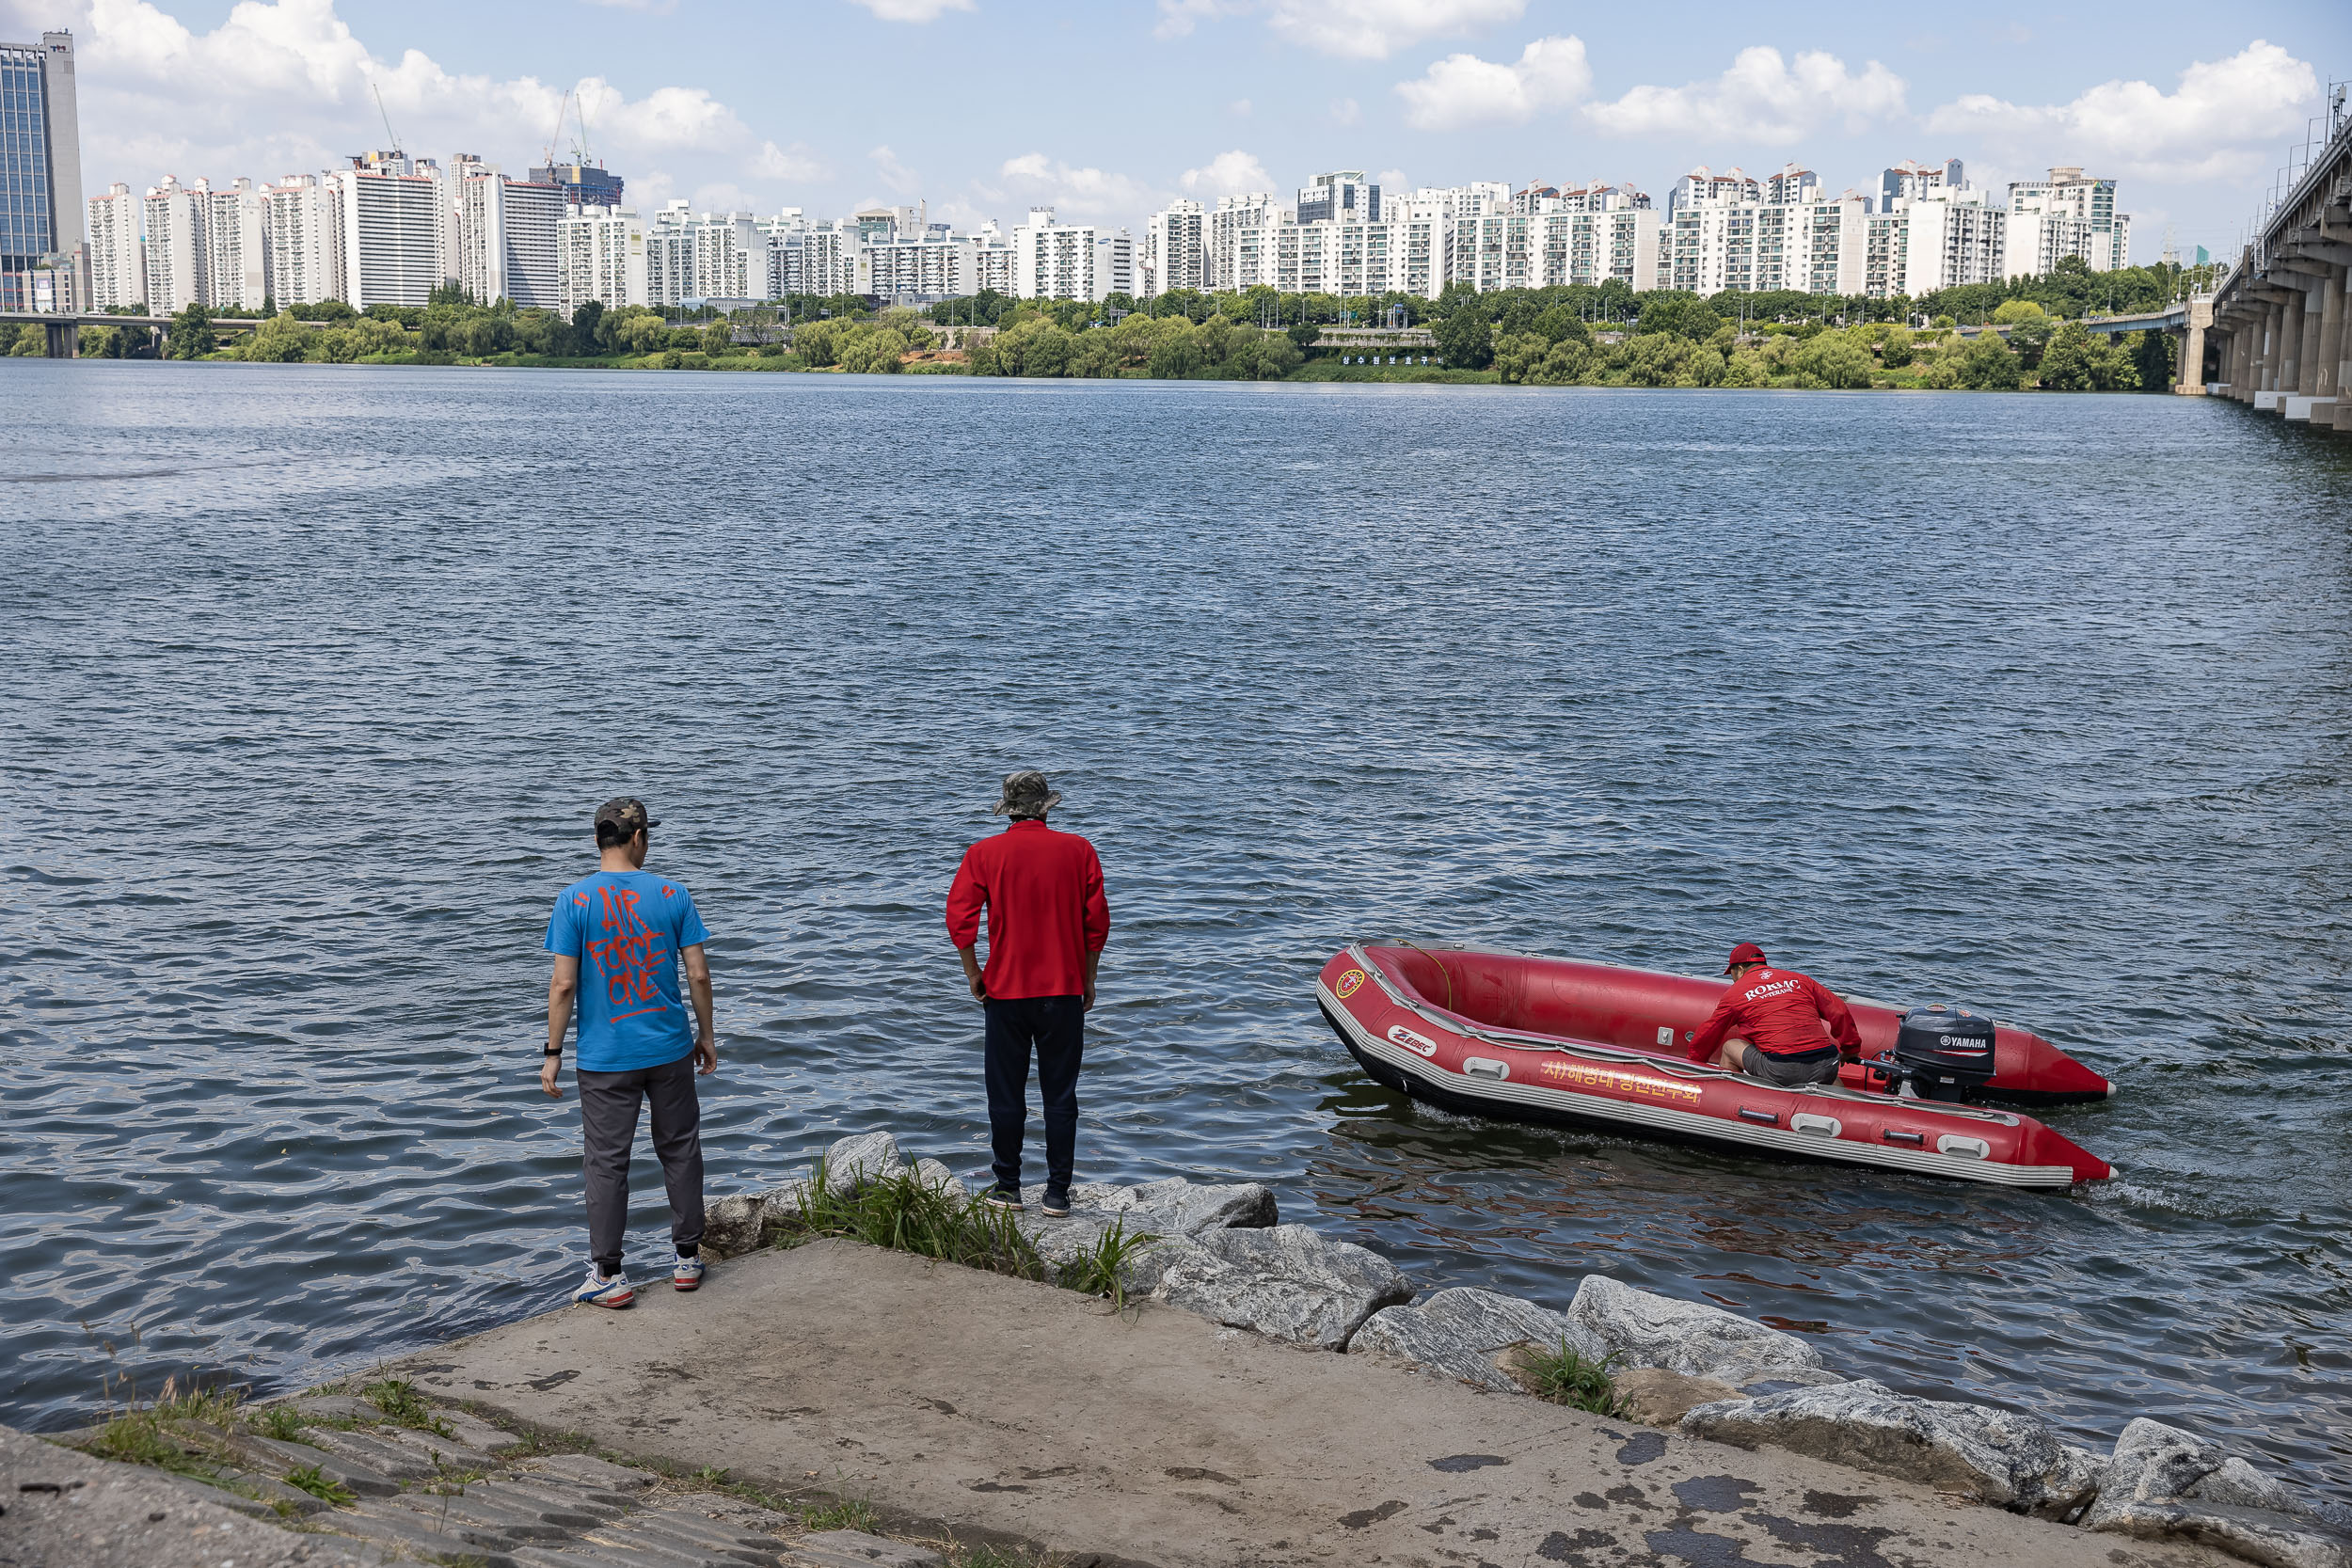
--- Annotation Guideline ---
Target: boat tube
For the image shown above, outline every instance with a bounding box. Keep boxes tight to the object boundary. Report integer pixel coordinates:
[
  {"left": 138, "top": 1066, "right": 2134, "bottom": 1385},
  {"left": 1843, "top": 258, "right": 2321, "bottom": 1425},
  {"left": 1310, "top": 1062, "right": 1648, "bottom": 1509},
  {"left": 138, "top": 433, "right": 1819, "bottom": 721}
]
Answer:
[{"left": 1316, "top": 943, "right": 2114, "bottom": 1188}]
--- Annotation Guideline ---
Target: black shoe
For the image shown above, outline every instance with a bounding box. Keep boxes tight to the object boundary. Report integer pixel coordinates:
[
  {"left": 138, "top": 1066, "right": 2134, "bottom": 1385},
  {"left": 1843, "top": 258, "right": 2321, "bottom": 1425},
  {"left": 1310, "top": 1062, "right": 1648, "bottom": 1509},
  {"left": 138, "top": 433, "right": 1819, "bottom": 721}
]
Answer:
[
  {"left": 984, "top": 1186, "right": 1025, "bottom": 1212},
  {"left": 1040, "top": 1187, "right": 1072, "bottom": 1218}
]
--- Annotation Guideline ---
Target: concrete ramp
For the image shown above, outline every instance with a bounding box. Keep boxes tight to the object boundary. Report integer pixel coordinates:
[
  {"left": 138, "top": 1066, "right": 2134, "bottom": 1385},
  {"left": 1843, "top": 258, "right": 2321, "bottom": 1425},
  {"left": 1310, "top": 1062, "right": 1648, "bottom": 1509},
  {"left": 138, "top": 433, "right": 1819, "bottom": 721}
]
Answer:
[{"left": 391, "top": 1240, "right": 2235, "bottom": 1568}]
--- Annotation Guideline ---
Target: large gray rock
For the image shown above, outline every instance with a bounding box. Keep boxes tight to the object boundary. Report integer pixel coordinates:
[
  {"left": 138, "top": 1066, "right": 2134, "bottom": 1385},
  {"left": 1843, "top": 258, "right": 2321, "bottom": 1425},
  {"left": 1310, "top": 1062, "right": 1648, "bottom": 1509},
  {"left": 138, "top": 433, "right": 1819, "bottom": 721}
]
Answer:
[
  {"left": 702, "top": 1192, "right": 768, "bottom": 1259},
  {"left": 912, "top": 1158, "right": 964, "bottom": 1195},
  {"left": 822, "top": 1132, "right": 904, "bottom": 1191},
  {"left": 1569, "top": 1275, "right": 1831, "bottom": 1387},
  {"left": 1680, "top": 1378, "right": 2104, "bottom": 1518},
  {"left": 1152, "top": 1225, "right": 1411, "bottom": 1350},
  {"left": 2092, "top": 1500, "right": 2352, "bottom": 1568},
  {"left": 1350, "top": 1287, "right": 1607, "bottom": 1393},
  {"left": 2085, "top": 1418, "right": 2349, "bottom": 1567},
  {"left": 1019, "top": 1177, "right": 1279, "bottom": 1237},
  {"left": 1009, "top": 1176, "right": 1279, "bottom": 1294}
]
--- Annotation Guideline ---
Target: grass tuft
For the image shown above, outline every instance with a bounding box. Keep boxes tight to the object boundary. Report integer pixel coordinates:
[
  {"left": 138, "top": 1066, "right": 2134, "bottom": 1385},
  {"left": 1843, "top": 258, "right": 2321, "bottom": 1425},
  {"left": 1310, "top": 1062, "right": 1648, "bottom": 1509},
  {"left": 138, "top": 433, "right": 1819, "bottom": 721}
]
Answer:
[
  {"left": 955, "top": 1544, "right": 1063, "bottom": 1567},
  {"left": 282, "top": 1464, "right": 356, "bottom": 1506},
  {"left": 803, "top": 1495, "right": 882, "bottom": 1532},
  {"left": 1518, "top": 1338, "right": 1629, "bottom": 1418},
  {"left": 362, "top": 1377, "right": 453, "bottom": 1437},
  {"left": 75, "top": 1376, "right": 246, "bottom": 1476},
  {"left": 786, "top": 1163, "right": 1044, "bottom": 1281},
  {"left": 254, "top": 1403, "right": 307, "bottom": 1441},
  {"left": 1055, "top": 1218, "right": 1160, "bottom": 1309}
]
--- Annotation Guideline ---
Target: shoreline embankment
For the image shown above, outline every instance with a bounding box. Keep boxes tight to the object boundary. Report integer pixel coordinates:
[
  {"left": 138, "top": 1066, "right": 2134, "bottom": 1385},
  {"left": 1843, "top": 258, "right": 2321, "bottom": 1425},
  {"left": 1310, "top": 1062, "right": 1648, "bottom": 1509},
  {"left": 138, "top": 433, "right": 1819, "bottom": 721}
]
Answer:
[{"left": 10, "top": 1131, "right": 2345, "bottom": 1568}]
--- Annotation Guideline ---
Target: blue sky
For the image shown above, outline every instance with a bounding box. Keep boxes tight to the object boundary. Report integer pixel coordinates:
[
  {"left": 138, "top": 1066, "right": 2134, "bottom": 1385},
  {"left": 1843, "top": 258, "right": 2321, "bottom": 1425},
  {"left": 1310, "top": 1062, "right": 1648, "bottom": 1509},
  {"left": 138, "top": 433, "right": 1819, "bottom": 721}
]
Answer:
[{"left": 12, "top": 0, "right": 2349, "bottom": 261}]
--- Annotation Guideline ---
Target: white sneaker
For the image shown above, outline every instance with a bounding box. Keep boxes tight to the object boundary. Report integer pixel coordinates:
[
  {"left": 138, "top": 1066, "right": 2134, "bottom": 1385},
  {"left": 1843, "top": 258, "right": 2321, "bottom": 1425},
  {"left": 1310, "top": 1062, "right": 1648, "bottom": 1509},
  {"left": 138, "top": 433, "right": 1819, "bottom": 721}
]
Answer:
[
  {"left": 574, "top": 1264, "right": 634, "bottom": 1309},
  {"left": 673, "top": 1255, "right": 705, "bottom": 1291}
]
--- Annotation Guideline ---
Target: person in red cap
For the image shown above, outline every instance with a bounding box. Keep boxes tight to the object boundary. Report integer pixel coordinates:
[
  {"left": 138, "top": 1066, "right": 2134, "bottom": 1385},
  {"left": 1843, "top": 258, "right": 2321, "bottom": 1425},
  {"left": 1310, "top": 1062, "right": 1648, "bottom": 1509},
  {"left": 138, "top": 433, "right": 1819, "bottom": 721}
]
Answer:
[{"left": 1685, "top": 942, "right": 1861, "bottom": 1087}]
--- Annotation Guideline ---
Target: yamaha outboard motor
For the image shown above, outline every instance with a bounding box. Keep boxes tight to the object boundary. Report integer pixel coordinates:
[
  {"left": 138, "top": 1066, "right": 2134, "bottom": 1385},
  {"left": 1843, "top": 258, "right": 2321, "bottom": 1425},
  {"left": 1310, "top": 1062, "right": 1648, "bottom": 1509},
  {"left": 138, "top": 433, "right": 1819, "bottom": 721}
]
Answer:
[{"left": 1881, "top": 1005, "right": 1998, "bottom": 1101}]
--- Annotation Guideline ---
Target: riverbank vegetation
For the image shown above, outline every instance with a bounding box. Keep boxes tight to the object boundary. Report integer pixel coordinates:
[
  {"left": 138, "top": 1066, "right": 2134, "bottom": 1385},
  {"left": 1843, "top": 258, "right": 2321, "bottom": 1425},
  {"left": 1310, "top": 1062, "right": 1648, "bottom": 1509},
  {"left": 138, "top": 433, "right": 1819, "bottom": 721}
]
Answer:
[{"left": 5, "top": 253, "right": 2195, "bottom": 392}]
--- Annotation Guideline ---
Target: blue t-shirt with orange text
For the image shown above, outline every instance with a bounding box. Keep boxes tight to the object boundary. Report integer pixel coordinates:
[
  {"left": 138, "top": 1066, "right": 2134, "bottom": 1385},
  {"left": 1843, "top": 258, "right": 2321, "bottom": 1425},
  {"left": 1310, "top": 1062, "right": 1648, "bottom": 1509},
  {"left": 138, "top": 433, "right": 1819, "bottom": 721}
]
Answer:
[{"left": 545, "top": 871, "right": 711, "bottom": 1072}]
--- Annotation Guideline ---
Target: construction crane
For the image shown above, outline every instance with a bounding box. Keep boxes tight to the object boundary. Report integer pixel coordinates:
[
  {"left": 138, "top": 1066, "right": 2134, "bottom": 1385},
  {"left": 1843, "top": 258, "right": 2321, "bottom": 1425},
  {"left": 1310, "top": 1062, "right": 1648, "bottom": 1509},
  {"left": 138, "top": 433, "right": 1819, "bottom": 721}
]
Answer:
[
  {"left": 370, "top": 80, "right": 400, "bottom": 152},
  {"left": 542, "top": 87, "right": 574, "bottom": 172}
]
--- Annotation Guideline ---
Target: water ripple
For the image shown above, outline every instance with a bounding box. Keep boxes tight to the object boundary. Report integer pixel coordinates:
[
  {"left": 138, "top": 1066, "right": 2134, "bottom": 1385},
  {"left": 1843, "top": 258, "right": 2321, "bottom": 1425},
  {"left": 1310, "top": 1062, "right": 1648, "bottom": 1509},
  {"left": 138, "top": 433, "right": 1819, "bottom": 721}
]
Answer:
[{"left": 3, "top": 363, "right": 2348, "bottom": 1500}]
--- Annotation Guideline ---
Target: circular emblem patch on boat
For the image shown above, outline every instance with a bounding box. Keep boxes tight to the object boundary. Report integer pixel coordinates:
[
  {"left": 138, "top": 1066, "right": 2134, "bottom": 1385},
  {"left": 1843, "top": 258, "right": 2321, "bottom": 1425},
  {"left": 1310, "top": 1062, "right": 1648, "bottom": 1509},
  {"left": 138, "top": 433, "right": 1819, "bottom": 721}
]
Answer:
[{"left": 1335, "top": 968, "right": 1366, "bottom": 1000}]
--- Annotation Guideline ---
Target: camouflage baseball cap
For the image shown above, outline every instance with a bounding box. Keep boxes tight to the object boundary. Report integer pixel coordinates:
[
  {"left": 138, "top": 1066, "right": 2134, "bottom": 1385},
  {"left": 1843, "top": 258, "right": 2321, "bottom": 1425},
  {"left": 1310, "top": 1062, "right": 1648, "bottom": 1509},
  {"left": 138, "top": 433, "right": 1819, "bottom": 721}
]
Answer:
[
  {"left": 593, "top": 797, "right": 661, "bottom": 838},
  {"left": 988, "top": 770, "right": 1063, "bottom": 816}
]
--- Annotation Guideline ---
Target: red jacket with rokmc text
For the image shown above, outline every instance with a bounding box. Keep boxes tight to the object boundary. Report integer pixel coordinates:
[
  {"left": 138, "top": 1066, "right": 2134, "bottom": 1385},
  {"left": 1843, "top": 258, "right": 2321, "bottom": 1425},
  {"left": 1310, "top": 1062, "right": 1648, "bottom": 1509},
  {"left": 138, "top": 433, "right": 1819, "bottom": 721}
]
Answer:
[
  {"left": 1686, "top": 965, "right": 1862, "bottom": 1063},
  {"left": 945, "top": 819, "right": 1109, "bottom": 1001}
]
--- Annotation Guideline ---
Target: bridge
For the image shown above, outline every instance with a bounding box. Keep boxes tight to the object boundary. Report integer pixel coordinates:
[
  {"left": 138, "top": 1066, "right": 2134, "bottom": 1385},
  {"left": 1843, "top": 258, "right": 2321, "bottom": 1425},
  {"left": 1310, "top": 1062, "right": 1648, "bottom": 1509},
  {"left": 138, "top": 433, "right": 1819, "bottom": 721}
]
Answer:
[
  {"left": 2202, "top": 87, "right": 2352, "bottom": 429},
  {"left": 0, "top": 309, "right": 278, "bottom": 357}
]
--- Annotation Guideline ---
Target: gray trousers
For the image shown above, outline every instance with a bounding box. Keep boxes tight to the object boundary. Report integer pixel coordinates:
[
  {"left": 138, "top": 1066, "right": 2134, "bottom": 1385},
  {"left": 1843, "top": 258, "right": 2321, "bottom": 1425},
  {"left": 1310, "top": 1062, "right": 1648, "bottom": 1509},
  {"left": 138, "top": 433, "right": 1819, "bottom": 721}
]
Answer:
[{"left": 579, "top": 1053, "right": 705, "bottom": 1274}]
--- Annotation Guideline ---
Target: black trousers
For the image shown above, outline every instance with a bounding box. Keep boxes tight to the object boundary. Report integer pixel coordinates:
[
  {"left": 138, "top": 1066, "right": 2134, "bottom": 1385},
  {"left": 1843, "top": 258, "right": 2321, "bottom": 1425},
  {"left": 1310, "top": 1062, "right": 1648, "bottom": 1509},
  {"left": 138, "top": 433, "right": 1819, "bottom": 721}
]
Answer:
[
  {"left": 983, "top": 995, "right": 1084, "bottom": 1194},
  {"left": 578, "top": 1053, "right": 705, "bottom": 1274}
]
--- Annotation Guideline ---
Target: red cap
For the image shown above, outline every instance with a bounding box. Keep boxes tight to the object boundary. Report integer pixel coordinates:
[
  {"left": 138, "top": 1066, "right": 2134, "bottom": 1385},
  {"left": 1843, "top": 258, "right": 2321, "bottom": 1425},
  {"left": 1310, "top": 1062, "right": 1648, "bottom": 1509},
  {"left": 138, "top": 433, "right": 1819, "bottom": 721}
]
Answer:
[{"left": 1724, "top": 942, "right": 1767, "bottom": 974}]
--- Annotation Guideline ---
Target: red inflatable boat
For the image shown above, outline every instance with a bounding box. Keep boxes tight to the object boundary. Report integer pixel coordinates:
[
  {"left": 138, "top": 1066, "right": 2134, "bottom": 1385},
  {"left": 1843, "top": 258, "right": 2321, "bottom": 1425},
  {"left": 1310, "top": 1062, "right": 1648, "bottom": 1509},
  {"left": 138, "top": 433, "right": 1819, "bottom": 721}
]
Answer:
[{"left": 1317, "top": 943, "right": 2115, "bottom": 1187}]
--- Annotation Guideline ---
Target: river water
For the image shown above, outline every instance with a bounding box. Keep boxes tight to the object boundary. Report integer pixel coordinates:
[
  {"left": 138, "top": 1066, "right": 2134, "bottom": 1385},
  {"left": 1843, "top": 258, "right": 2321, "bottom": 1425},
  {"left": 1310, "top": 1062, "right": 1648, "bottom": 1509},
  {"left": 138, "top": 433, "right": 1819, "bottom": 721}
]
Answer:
[{"left": 4, "top": 362, "right": 2347, "bottom": 1498}]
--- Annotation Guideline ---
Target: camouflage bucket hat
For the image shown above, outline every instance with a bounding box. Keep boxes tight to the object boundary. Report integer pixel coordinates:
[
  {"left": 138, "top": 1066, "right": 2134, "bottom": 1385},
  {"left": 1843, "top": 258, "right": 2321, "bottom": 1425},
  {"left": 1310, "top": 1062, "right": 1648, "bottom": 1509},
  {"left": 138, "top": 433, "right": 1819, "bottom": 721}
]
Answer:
[{"left": 988, "top": 770, "right": 1063, "bottom": 816}]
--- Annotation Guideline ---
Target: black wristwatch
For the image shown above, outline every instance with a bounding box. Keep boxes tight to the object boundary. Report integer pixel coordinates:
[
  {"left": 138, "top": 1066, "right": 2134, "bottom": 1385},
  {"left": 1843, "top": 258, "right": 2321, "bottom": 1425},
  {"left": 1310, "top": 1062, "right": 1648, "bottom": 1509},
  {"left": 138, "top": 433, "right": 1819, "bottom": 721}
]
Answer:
[{"left": 543, "top": 1046, "right": 563, "bottom": 1058}]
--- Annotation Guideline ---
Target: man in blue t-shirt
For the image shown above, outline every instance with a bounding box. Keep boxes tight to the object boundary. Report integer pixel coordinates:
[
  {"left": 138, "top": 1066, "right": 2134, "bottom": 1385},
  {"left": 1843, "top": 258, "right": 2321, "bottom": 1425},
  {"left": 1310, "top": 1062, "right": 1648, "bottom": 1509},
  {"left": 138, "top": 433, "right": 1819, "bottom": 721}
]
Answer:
[{"left": 542, "top": 796, "right": 717, "bottom": 1308}]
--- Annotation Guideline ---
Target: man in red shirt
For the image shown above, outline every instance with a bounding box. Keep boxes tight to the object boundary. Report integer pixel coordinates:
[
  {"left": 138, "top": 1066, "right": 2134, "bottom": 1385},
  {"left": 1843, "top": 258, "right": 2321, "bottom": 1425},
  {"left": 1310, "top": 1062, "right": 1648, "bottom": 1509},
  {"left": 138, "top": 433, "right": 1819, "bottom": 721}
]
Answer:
[
  {"left": 1685, "top": 942, "right": 1861, "bottom": 1088},
  {"left": 946, "top": 769, "right": 1110, "bottom": 1217}
]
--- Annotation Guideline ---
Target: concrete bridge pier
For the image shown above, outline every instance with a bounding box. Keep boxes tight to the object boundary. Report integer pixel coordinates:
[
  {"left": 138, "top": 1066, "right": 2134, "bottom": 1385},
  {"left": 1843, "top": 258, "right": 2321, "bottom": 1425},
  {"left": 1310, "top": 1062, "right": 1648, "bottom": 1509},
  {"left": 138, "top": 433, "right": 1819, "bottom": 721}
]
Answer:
[
  {"left": 42, "top": 320, "right": 77, "bottom": 357},
  {"left": 2174, "top": 298, "right": 2212, "bottom": 394},
  {"left": 2316, "top": 267, "right": 2347, "bottom": 427}
]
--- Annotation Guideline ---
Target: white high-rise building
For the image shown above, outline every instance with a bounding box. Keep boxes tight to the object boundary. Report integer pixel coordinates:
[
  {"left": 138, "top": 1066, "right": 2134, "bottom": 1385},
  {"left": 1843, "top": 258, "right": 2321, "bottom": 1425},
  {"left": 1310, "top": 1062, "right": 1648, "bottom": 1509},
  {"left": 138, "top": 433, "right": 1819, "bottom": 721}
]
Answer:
[
  {"left": 338, "top": 163, "right": 443, "bottom": 308},
  {"left": 689, "top": 212, "right": 759, "bottom": 300},
  {"left": 263, "top": 173, "right": 342, "bottom": 307},
  {"left": 1141, "top": 198, "right": 1205, "bottom": 297},
  {"left": 201, "top": 177, "right": 269, "bottom": 310},
  {"left": 1296, "top": 171, "right": 1379, "bottom": 226},
  {"left": 455, "top": 171, "right": 564, "bottom": 309},
  {"left": 1206, "top": 193, "right": 1283, "bottom": 291},
  {"left": 861, "top": 229, "right": 978, "bottom": 301},
  {"left": 1667, "top": 166, "right": 1759, "bottom": 218},
  {"left": 141, "top": 175, "right": 205, "bottom": 314},
  {"left": 87, "top": 182, "right": 146, "bottom": 309},
  {"left": 646, "top": 200, "right": 695, "bottom": 306},
  {"left": 1667, "top": 184, "right": 1871, "bottom": 298},
  {"left": 769, "top": 218, "right": 855, "bottom": 298},
  {"left": 559, "top": 204, "right": 647, "bottom": 313},
  {"left": 961, "top": 219, "right": 1012, "bottom": 296},
  {"left": 1010, "top": 208, "right": 1132, "bottom": 302},
  {"left": 1395, "top": 182, "right": 1508, "bottom": 223},
  {"left": 1880, "top": 159, "right": 1965, "bottom": 210},
  {"left": 2005, "top": 167, "right": 2130, "bottom": 277},
  {"left": 1867, "top": 189, "right": 2007, "bottom": 298},
  {"left": 1458, "top": 182, "right": 1657, "bottom": 294}
]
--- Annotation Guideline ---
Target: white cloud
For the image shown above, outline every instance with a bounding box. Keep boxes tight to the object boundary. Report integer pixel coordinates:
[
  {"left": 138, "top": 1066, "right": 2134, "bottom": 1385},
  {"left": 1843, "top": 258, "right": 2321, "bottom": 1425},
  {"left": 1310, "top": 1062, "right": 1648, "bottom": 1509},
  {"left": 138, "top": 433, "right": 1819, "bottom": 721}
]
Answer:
[
  {"left": 1582, "top": 46, "right": 1905, "bottom": 145},
  {"left": 1375, "top": 166, "right": 1409, "bottom": 190},
  {"left": 1228, "top": 98, "right": 1252, "bottom": 117},
  {"left": 846, "top": 0, "right": 975, "bottom": 22},
  {"left": 1926, "top": 40, "right": 2316, "bottom": 182},
  {"left": 1329, "top": 96, "right": 1360, "bottom": 126},
  {"left": 869, "top": 143, "right": 919, "bottom": 194},
  {"left": 1395, "top": 35, "right": 1590, "bottom": 132},
  {"left": 13, "top": 0, "right": 815, "bottom": 210},
  {"left": 1179, "top": 149, "right": 1275, "bottom": 197},
  {"left": 754, "top": 141, "right": 826, "bottom": 181},
  {"left": 997, "top": 151, "right": 1163, "bottom": 220},
  {"left": 1155, "top": 0, "right": 1521, "bottom": 58}
]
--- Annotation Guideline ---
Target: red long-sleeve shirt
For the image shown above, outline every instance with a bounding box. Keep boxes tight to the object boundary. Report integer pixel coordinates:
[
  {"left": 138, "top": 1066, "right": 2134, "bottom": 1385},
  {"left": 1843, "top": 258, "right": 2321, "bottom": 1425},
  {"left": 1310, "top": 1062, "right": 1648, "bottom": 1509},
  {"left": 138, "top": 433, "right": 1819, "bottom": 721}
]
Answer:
[
  {"left": 1687, "top": 965, "right": 1862, "bottom": 1062},
  {"left": 945, "top": 819, "right": 1109, "bottom": 1000}
]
